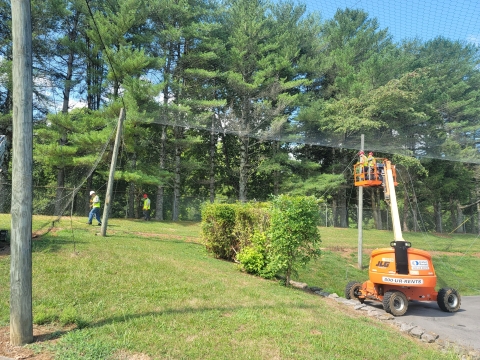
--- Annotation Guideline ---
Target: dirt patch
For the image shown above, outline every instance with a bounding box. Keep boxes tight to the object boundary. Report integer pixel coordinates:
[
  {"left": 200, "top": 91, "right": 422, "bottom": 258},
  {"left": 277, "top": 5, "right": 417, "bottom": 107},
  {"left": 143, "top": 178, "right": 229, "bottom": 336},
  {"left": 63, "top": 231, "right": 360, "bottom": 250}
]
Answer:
[
  {"left": 323, "top": 246, "right": 373, "bottom": 259},
  {"left": 131, "top": 232, "right": 201, "bottom": 244},
  {"left": 0, "top": 324, "right": 68, "bottom": 359},
  {"left": 0, "top": 325, "right": 153, "bottom": 360}
]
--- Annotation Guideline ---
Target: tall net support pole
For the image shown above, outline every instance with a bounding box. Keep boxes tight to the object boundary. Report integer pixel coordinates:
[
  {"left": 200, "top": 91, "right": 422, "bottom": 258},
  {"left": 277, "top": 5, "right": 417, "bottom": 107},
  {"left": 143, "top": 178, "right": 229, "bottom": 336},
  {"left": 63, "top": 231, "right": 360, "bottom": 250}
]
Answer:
[
  {"left": 101, "top": 108, "right": 125, "bottom": 236},
  {"left": 10, "top": 0, "right": 34, "bottom": 345},
  {"left": 358, "top": 134, "right": 364, "bottom": 269}
]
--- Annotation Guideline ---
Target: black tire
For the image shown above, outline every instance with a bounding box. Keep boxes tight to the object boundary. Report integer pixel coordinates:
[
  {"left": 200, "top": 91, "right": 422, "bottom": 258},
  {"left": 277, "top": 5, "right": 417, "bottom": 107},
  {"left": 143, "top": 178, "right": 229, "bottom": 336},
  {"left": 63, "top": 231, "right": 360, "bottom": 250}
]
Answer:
[
  {"left": 383, "top": 290, "right": 408, "bottom": 316},
  {"left": 345, "top": 281, "right": 363, "bottom": 302},
  {"left": 437, "top": 287, "right": 461, "bottom": 312}
]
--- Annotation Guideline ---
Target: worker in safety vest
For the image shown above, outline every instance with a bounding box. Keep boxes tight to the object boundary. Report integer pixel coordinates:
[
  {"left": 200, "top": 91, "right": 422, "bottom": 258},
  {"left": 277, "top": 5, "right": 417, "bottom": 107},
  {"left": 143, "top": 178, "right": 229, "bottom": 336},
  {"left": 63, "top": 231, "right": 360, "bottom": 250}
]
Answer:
[
  {"left": 142, "top": 193, "right": 151, "bottom": 221},
  {"left": 359, "top": 151, "right": 367, "bottom": 166},
  {"left": 358, "top": 151, "right": 368, "bottom": 179},
  {"left": 367, "top": 152, "right": 375, "bottom": 180},
  {"left": 87, "top": 190, "right": 102, "bottom": 225}
]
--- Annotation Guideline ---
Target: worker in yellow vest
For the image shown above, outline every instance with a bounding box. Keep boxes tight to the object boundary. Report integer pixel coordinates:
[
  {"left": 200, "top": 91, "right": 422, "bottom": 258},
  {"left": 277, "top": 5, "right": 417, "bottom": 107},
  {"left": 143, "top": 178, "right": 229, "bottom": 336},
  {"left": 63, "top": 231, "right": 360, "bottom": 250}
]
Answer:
[
  {"left": 87, "top": 190, "right": 102, "bottom": 225},
  {"left": 142, "top": 193, "right": 151, "bottom": 221},
  {"left": 358, "top": 151, "right": 368, "bottom": 179},
  {"left": 367, "top": 152, "right": 375, "bottom": 180}
]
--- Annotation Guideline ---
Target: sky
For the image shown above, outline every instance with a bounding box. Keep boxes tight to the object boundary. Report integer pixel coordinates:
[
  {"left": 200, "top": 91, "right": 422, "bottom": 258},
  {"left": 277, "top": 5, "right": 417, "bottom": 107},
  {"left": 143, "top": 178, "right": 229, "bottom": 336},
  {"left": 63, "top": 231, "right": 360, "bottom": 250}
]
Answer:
[{"left": 300, "top": 0, "right": 480, "bottom": 45}]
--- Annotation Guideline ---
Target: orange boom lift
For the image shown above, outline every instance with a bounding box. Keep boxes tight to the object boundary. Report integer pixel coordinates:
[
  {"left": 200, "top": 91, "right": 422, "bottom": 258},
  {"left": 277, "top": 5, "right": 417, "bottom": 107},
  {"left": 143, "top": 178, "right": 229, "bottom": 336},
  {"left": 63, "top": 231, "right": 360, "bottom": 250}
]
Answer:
[{"left": 346, "top": 158, "right": 461, "bottom": 316}]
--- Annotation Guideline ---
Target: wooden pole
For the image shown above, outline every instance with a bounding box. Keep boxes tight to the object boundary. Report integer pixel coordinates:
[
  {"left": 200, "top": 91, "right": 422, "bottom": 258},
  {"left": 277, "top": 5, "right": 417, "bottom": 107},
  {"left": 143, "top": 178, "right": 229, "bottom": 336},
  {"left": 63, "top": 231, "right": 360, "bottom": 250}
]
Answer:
[
  {"left": 101, "top": 108, "right": 125, "bottom": 236},
  {"left": 358, "top": 134, "right": 364, "bottom": 270},
  {"left": 10, "top": 0, "right": 33, "bottom": 345}
]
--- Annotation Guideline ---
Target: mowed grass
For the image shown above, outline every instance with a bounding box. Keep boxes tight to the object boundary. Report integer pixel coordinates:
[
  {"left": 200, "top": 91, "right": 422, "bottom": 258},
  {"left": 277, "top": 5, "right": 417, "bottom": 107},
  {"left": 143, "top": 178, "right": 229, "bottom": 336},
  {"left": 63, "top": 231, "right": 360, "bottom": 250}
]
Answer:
[{"left": 1, "top": 214, "right": 478, "bottom": 359}]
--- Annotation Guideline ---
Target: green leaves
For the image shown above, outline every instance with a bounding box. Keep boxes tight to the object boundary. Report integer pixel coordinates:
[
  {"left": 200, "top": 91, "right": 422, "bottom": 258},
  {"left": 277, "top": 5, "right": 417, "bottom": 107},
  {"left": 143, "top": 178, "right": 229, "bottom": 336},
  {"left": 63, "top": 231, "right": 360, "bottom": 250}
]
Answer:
[{"left": 264, "top": 195, "right": 321, "bottom": 284}]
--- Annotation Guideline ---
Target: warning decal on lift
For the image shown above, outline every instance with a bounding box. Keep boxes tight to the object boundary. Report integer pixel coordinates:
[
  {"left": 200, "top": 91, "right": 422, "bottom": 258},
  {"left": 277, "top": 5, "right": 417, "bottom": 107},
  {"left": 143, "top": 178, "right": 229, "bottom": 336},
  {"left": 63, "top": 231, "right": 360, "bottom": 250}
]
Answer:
[
  {"left": 410, "top": 260, "right": 429, "bottom": 270},
  {"left": 382, "top": 277, "right": 424, "bottom": 285}
]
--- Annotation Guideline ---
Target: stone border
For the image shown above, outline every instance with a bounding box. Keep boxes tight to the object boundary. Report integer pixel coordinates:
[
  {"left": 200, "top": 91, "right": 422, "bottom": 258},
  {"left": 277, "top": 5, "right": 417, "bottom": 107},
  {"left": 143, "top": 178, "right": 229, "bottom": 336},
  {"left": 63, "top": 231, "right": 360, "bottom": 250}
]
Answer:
[{"left": 289, "top": 281, "right": 480, "bottom": 360}]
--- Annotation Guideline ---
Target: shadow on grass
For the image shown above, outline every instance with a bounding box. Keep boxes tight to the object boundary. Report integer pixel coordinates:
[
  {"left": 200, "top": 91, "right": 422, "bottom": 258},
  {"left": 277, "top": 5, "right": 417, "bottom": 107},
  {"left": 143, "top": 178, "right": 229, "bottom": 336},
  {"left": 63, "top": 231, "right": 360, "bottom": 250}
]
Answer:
[
  {"left": 86, "top": 302, "right": 319, "bottom": 331},
  {"left": 32, "top": 236, "right": 87, "bottom": 253}
]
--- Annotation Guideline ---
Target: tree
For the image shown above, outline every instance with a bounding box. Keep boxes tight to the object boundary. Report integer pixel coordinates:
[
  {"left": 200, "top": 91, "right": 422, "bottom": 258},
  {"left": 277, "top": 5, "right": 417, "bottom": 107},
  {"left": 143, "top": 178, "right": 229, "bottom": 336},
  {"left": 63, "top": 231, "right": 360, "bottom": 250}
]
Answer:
[
  {"left": 297, "top": 8, "right": 398, "bottom": 227},
  {"left": 33, "top": 109, "right": 112, "bottom": 215},
  {"left": 220, "top": 0, "right": 314, "bottom": 201}
]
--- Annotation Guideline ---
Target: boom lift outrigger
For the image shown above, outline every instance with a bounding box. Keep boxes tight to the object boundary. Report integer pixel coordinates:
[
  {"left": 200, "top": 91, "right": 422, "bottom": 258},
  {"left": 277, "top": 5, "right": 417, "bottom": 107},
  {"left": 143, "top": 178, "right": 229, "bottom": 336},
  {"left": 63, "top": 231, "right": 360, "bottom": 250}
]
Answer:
[{"left": 346, "top": 158, "right": 461, "bottom": 316}]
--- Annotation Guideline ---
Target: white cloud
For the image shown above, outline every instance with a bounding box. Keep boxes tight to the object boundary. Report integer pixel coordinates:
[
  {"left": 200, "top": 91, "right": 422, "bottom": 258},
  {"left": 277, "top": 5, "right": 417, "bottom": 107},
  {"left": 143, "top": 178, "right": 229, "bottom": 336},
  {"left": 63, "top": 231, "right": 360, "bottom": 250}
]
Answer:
[{"left": 466, "top": 35, "right": 480, "bottom": 46}]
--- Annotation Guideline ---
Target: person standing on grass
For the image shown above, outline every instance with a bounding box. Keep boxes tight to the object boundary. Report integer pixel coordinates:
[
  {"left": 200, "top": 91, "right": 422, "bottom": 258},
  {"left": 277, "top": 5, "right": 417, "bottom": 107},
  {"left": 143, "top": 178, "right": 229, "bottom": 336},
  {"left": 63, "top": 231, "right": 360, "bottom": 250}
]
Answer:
[
  {"left": 142, "top": 193, "right": 151, "bottom": 221},
  {"left": 87, "top": 190, "right": 102, "bottom": 225}
]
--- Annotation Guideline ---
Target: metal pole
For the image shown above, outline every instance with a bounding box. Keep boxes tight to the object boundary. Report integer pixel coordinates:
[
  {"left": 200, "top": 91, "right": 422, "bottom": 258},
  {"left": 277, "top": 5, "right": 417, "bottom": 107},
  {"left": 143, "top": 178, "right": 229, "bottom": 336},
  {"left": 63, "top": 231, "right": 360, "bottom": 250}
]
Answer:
[
  {"left": 358, "top": 134, "right": 364, "bottom": 269},
  {"left": 10, "top": 0, "right": 33, "bottom": 345},
  {"left": 101, "top": 108, "right": 125, "bottom": 236}
]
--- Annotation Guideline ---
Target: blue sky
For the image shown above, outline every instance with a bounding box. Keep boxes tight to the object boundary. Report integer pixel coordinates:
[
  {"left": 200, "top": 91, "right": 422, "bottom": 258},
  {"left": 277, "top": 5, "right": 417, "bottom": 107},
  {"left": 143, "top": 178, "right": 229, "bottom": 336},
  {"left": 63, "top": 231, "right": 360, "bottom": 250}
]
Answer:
[{"left": 300, "top": 0, "right": 480, "bottom": 44}]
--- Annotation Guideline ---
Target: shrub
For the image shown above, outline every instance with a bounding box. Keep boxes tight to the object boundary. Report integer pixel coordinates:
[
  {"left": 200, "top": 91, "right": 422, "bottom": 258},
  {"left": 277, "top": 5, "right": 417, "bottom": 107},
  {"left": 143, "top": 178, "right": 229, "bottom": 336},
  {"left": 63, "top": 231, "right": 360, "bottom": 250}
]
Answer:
[
  {"left": 201, "top": 203, "right": 237, "bottom": 260},
  {"left": 233, "top": 202, "right": 270, "bottom": 250},
  {"left": 236, "top": 231, "right": 268, "bottom": 275},
  {"left": 201, "top": 202, "right": 270, "bottom": 261},
  {"left": 265, "top": 195, "right": 321, "bottom": 285}
]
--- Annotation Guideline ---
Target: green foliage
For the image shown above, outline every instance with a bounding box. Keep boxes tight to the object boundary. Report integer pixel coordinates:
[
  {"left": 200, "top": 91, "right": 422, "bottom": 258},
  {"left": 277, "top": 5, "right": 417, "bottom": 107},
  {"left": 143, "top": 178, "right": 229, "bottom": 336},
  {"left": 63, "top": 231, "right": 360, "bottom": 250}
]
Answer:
[
  {"left": 201, "top": 202, "right": 270, "bottom": 261},
  {"left": 236, "top": 231, "right": 268, "bottom": 275},
  {"left": 265, "top": 195, "right": 322, "bottom": 284},
  {"left": 201, "top": 203, "right": 237, "bottom": 260},
  {"left": 232, "top": 202, "right": 270, "bottom": 249},
  {"left": 203, "top": 198, "right": 322, "bottom": 283}
]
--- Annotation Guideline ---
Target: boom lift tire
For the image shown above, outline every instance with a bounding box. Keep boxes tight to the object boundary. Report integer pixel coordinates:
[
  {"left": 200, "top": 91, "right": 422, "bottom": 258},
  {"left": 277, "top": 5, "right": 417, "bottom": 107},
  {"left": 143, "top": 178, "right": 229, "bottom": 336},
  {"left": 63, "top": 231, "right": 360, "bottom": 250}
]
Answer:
[
  {"left": 383, "top": 290, "right": 408, "bottom": 316},
  {"left": 345, "top": 281, "right": 364, "bottom": 303},
  {"left": 437, "top": 287, "right": 461, "bottom": 312}
]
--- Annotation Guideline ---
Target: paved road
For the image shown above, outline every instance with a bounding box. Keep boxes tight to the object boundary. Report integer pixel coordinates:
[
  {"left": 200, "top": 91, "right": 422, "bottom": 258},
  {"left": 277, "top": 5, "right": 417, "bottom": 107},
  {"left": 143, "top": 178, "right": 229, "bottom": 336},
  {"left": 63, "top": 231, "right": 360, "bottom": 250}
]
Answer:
[{"left": 368, "top": 296, "right": 480, "bottom": 351}]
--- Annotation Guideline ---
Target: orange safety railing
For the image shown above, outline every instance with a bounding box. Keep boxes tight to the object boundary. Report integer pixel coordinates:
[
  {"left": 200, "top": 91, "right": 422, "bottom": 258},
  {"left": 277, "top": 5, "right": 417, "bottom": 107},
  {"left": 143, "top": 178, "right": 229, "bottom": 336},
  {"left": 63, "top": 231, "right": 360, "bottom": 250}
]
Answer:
[{"left": 354, "top": 158, "right": 397, "bottom": 187}]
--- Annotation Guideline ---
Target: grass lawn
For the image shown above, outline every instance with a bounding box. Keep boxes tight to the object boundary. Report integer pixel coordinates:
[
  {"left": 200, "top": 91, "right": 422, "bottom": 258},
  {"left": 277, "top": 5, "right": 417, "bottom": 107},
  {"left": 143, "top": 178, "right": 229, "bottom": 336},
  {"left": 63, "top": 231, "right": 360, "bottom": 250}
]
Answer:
[{"left": 1, "top": 214, "right": 477, "bottom": 359}]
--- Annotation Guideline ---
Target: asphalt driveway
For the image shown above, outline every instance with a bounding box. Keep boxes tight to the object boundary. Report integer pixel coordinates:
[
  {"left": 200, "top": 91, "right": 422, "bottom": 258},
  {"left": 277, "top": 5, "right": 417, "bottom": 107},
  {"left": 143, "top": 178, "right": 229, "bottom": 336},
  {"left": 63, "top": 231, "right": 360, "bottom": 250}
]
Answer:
[{"left": 368, "top": 295, "right": 480, "bottom": 351}]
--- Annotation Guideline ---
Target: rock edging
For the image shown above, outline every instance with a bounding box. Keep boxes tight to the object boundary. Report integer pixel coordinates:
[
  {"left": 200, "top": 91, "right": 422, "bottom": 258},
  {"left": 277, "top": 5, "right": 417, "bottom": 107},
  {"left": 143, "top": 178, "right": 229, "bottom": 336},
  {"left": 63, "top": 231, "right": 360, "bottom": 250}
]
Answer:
[{"left": 289, "top": 281, "right": 480, "bottom": 360}]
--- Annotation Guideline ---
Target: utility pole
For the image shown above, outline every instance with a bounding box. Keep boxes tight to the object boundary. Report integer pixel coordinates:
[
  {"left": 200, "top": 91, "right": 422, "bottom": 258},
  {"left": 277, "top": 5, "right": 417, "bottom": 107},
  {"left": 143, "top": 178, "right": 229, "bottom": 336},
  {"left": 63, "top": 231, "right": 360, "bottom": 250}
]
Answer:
[
  {"left": 10, "top": 0, "right": 33, "bottom": 345},
  {"left": 358, "top": 134, "right": 364, "bottom": 269},
  {"left": 101, "top": 108, "right": 125, "bottom": 236}
]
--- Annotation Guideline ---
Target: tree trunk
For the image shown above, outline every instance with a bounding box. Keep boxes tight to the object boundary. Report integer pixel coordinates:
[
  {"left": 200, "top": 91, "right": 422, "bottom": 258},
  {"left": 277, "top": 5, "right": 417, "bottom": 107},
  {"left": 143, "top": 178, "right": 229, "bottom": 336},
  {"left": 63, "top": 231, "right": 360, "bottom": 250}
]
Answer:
[
  {"left": 456, "top": 202, "right": 465, "bottom": 233},
  {"left": 221, "top": 133, "right": 236, "bottom": 195},
  {"left": 333, "top": 188, "right": 348, "bottom": 228},
  {"left": 128, "top": 181, "right": 135, "bottom": 218},
  {"left": 85, "top": 175, "right": 92, "bottom": 215},
  {"left": 371, "top": 188, "right": 383, "bottom": 230},
  {"left": 332, "top": 199, "right": 338, "bottom": 227},
  {"left": 54, "top": 167, "right": 65, "bottom": 216},
  {"left": 54, "top": 14, "right": 78, "bottom": 216},
  {"left": 434, "top": 200, "right": 443, "bottom": 233},
  {"left": 209, "top": 116, "right": 216, "bottom": 203},
  {"left": 155, "top": 126, "right": 166, "bottom": 221},
  {"left": 128, "top": 154, "right": 136, "bottom": 218},
  {"left": 239, "top": 135, "right": 249, "bottom": 202},
  {"left": 273, "top": 141, "right": 280, "bottom": 196},
  {"left": 86, "top": 35, "right": 102, "bottom": 111},
  {"left": 477, "top": 201, "right": 480, "bottom": 235},
  {"left": 449, "top": 197, "right": 456, "bottom": 233},
  {"left": 172, "top": 126, "right": 182, "bottom": 221},
  {"left": 0, "top": 171, "right": 8, "bottom": 213}
]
